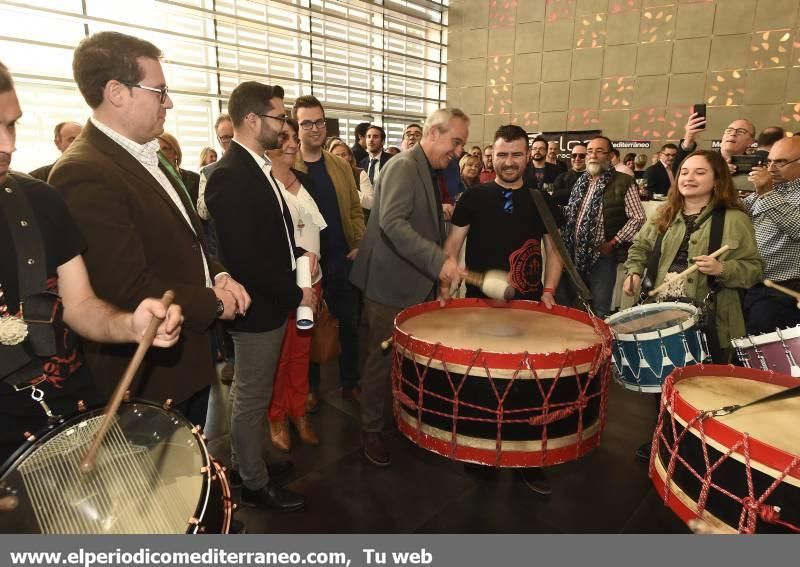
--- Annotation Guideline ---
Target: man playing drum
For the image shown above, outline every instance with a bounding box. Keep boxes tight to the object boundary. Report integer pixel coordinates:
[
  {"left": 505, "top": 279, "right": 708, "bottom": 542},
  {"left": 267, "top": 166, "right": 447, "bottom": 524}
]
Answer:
[{"left": 444, "top": 124, "right": 566, "bottom": 494}]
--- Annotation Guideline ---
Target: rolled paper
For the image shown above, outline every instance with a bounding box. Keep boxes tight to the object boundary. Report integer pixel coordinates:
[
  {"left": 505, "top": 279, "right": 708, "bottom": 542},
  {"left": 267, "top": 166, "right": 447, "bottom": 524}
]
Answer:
[{"left": 296, "top": 256, "right": 314, "bottom": 330}]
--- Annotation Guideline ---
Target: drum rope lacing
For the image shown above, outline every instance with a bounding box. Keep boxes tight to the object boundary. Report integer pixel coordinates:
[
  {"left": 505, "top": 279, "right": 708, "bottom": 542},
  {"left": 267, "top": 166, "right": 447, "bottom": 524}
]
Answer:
[
  {"left": 392, "top": 323, "right": 613, "bottom": 465},
  {"left": 652, "top": 379, "right": 800, "bottom": 534}
]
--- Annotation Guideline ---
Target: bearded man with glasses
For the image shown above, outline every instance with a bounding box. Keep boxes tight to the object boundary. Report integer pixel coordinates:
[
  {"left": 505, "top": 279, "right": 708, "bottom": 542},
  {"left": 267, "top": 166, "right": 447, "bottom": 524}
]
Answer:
[{"left": 742, "top": 136, "right": 800, "bottom": 334}]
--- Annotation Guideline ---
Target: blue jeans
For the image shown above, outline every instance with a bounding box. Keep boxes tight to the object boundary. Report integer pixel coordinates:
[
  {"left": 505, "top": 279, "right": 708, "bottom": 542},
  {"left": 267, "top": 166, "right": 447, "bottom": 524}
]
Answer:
[
  {"left": 309, "top": 255, "right": 361, "bottom": 391},
  {"left": 556, "top": 253, "right": 618, "bottom": 319}
]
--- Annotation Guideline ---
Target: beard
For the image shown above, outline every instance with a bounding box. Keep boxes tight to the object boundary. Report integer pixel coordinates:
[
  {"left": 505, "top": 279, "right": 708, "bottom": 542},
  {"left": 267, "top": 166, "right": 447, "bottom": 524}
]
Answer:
[
  {"left": 260, "top": 128, "right": 282, "bottom": 151},
  {"left": 587, "top": 161, "right": 608, "bottom": 176},
  {"left": 497, "top": 166, "right": 522, "bottom": 184}
]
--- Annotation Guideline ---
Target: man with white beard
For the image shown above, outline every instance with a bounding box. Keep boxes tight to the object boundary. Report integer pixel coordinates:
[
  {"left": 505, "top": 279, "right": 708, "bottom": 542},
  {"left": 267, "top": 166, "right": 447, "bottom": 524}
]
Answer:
[{"left": 558, "top": 136, "right": 645, "bottom": 317}]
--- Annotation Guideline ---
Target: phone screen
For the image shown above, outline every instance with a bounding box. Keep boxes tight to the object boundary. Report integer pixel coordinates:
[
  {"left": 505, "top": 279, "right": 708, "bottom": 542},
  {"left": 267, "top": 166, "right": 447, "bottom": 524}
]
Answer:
[{"left": 692, "top": 104, "right": 707, "bottom": 130}]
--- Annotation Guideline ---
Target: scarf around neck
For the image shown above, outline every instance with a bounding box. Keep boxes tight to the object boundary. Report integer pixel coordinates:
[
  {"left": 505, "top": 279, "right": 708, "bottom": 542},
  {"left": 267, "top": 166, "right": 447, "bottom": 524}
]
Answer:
[{"left": 563, "top": 167, "right": 614, "bottom": 273}]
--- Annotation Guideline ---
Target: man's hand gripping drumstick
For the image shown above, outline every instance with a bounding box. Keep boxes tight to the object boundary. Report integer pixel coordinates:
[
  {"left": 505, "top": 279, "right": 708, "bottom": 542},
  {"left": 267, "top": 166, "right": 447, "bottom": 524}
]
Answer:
[{"left": 438, "top": 255, "right": 468, "bottom": 306}]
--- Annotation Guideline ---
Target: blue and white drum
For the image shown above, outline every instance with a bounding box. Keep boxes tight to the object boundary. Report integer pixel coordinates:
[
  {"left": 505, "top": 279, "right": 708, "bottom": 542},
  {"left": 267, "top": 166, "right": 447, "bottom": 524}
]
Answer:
[{"left": 605, "top": 302, "right": 709, "bottom": 393}]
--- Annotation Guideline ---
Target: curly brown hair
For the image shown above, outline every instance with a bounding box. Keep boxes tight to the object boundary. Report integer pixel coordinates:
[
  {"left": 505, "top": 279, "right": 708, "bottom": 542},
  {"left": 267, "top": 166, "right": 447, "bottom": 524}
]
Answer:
[{"left": 653, "top": 149, "right": 745, "bottom": 233}]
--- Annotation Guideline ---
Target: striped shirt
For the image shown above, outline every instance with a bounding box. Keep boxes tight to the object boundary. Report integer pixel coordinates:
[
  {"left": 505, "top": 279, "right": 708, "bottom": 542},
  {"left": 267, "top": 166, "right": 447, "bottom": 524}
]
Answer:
[
  {"left": 743, "top": 177, "right": 800, "bottom": 282},
  {"left": 575, "top": 176, "right": 646, "bottom": 246}
]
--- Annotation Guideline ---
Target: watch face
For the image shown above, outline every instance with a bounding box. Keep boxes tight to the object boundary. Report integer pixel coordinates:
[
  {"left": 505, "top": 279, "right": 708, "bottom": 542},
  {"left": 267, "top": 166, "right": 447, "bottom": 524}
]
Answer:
[{"left": 216, "top": 298, "right": 225, "bottom": 316}]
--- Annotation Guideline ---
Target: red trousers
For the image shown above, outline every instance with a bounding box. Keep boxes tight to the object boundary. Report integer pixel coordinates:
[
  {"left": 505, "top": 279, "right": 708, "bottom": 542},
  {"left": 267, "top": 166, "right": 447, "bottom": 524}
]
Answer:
[{"left": 268, "top": 282, "right": 321, "bottom": 420}]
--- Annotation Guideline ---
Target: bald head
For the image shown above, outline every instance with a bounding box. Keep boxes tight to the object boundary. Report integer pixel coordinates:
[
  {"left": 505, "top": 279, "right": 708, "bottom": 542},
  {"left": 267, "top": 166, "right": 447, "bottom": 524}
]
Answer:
[{"left": 766, "top": 136, "right": 800, "bottom": 185}]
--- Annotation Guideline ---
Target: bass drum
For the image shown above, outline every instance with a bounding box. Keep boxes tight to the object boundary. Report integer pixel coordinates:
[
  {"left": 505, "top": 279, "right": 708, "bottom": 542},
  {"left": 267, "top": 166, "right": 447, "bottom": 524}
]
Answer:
[{"left": 0, "top": 401, "right": 232, "bottom": 534}]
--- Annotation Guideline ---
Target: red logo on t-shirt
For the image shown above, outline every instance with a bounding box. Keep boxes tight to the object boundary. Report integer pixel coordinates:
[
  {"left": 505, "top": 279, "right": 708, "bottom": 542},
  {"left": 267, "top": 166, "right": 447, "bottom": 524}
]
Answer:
[{"left": 508, "top": 238, "right": 543, "bottom": 295}]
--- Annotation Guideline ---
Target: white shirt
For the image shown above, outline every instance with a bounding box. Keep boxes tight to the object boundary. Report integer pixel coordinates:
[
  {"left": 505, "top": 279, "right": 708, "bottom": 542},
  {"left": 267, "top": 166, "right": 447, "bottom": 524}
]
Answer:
[
  {"left": 90, "top": 117, "right": 212, "bottom": 287},
  {"left": 232, "top": 139, "right": 296, "bottom": 270},
  {"left": 277, "top": 181, "right": 327, "bottom": 285}
]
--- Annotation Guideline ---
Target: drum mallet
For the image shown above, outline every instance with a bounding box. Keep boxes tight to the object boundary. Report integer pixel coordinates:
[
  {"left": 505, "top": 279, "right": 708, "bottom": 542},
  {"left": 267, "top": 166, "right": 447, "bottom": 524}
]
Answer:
[
  {"left": 464, "top": 269, "right": 515, "bottom": 301},
  {"left": 764, "top": 279, "right": 800, "bottom": 309},
  {"left": 648, "top": 245, "right": 730, "bottom": 297},
  {"left": 80, "top": 290, "right": 176, "bottom": 473}
]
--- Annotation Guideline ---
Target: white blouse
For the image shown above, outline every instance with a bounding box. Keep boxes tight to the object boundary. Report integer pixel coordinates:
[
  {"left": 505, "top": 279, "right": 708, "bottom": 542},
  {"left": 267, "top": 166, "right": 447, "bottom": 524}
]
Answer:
[{"left": 277, "top": 181, "right": 327, "bottom": 285}]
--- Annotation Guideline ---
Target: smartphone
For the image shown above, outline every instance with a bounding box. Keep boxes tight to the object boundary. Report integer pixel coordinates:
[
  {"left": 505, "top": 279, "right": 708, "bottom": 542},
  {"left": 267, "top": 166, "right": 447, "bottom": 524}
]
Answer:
[
  {"left": 692, "top": 103, "right": 706, "bottom": 129},
  {"left": 731, "top": 154, "right": 764, "bottom": 175}
]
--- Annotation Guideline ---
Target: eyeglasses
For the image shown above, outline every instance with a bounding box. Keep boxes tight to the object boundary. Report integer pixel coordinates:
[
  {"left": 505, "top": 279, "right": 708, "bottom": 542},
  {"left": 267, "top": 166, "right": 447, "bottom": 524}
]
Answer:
[
  {"left": 502, "top": 189, "right": 513, "bottom": 215},
  {"left": 124, "top": 83, "right": 170, "bottom": 104},
  {"left": 723, "top": 127, "right": 753, "bottom": 137},
  {"left": 299, "top": 118, "right": 326, "bottom": 130},
  {"left": 257, "top": 113, "right": 289, "bottom": 127},
  {"left": 571, "top": 153, "right": 586, "bottom": 159},
  {"left": 765, "top": 156, "right": 800, "bottom": 169}
]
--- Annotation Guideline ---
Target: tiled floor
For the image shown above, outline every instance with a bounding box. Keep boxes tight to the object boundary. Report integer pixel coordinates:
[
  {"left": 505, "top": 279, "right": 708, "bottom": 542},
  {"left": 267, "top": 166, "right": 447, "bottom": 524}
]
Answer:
[{"left": 207, "top": 363, "right": 689, "bottom": 534}]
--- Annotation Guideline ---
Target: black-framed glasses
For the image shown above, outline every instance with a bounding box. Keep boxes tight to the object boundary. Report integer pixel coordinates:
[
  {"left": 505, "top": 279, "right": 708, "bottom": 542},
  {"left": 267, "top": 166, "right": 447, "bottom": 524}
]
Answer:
[
  {"left": 723, "top": 127, "right": 753, "bottom": 137},
  {"left": 257, "top": 113, "right": 289, "bottom": 127},
  {"left": 123, "top": 83, "right": 170, "bottom": 104},
  {"left": 765, "top": 156, "right": 800, "bottom": 169},
  {"left": 299, "top": 118, "right": 326, "bottom": 130},
  {"left": 502, "top": 189, "right": 513, "bottom": 215},
  {"left": 571, "top": 153, "right": 586, "bottom": 159}
]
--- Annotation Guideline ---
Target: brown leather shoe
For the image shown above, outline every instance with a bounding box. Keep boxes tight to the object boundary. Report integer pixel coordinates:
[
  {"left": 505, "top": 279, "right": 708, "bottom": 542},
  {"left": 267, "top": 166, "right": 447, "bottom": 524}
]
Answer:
[
  {"left": 269, "top": 419, "right": 291, "bottom": 452},
  {"left": 292, "top": 415, "right": 319, "bottom": 446},
  {"left": 363, "top": 432, "right": 392, "bottom": 467},
  {"left": 306, "top": 391, "right": 320, "bottom": 414}
]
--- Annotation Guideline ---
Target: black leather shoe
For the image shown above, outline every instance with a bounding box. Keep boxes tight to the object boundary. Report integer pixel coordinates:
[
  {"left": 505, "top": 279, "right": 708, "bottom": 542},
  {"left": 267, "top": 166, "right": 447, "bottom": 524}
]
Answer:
[
  {"left": 520, "top": 468, "right": 552, "bottom": 496},
  {"left": 241, "top": 482, "right": 305, "bottom": 512},
  {"left": 363, "top": 432, "right": 392, "bottom": 467},
  {"left": 228, "top": 461, "right": 294, "bottom": 488},
  {"left": 636, "top": 442, "right": 652, "bottom": 462}
]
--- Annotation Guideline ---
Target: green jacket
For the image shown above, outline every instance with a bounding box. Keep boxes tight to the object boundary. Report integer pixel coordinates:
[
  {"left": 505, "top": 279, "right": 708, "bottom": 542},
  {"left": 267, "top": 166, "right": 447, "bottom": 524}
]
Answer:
[
  {"left": 624, "top": 206, "right": 763, "bottom": 348},
  {"left": 293, "top": 149, "right": 365, "bottom": 250}
]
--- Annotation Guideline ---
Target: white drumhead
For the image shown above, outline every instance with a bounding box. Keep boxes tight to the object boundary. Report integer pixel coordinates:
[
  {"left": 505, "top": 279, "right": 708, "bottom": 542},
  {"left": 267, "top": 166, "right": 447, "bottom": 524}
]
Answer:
[
  {"left": 675, "top": 375, "right": 800, "bottom": 456},
  {"left": 606, "top": 302, "right": 698, "bottom": 340},
  {"left": 398, "top": 306, "right": 601, "bottom": 354},
  {"left": 731, "top": 325, "right": 800, "bottom": 349}
]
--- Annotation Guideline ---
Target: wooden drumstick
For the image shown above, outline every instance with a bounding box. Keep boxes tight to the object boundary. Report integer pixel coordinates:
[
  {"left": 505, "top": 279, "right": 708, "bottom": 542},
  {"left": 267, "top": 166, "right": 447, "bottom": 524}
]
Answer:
[
  {"left": 80, "top": 290, "right": 176, "bottom": 473},
  {"left": 464, "top": 269, "right": 514, "bottom": 301},
  {"left": 764, "top": 279, "right": 800, "bottom": 308},
  {"left": 647, "top": 245, "right": 730, "bottom": 297}
]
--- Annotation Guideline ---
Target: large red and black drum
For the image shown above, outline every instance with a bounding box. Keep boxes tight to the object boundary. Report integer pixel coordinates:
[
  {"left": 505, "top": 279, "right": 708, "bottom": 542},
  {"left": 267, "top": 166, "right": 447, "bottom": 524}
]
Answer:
[
  {"left": 391, "top": 299, "right": 613, "bottom": 467},
  {"left": 651, "top": 365, "right": 800, "bottom": 534}
]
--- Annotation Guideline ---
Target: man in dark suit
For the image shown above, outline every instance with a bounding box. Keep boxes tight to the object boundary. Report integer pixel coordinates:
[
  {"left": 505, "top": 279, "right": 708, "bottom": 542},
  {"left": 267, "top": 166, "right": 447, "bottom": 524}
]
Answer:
[
  {"left": 350, "top": 108, "right": 468, "bottom": 467},
  {"left": 49, "top": 31, "right": 250, "bottom": 427},
  {"left": 351, "top": 121, "right": 370, "bottom": 165},
  {"left": 358, "top": 124, "right": 393, "bottom": 185},
  {"left": 206, "top": 82, "right": 316, "bottom": 512},
  {"left": 643, "top": 143, "right": 677, "bottom": 197},
  {"left": 28, "top": 121, "right": 82, "bottom": 182}
]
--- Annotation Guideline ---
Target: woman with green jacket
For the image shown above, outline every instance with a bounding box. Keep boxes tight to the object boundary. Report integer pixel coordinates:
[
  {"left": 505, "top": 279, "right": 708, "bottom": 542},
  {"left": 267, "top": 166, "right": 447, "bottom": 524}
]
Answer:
[{"left": 623, "top": 150, "right": 763, "bottom": 364}]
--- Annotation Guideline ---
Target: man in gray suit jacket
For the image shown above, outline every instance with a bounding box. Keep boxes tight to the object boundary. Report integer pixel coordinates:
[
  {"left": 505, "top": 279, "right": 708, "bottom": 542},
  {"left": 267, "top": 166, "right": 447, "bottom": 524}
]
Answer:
[{"left": 350, "top": 108, "right": 469, "bottom": 467}]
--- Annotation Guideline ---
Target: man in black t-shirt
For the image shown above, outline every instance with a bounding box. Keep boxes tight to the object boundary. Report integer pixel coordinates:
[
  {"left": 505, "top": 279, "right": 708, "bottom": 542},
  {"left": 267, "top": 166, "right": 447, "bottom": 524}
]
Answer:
[
  {"left": 0, "top": 61, "right": 182, "bottom": 464},
  {"left": 445, "top": 125, "right": 564, "bottom": 306}
]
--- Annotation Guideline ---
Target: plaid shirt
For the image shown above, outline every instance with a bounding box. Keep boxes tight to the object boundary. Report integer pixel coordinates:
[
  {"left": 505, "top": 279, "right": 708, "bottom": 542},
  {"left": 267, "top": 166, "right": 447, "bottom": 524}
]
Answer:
[
  {"left": 90, "top": 118, "right": 212, "bottom": 287},
  {"left": 575, "top": 176, "right": 646, "bottom": 245},
  {"left": 743, "top": 177, "right": 800, "bottom": 282}
]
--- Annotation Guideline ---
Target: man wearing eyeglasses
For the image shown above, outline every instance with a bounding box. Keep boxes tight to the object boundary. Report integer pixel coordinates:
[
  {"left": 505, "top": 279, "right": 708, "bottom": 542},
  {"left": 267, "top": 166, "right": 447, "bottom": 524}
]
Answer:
[
  {"left": 49, "top": 32, "right": 250, "bottom": 429},
  {"left": 742, "top": 136, "right": 800, "bottom": 334},
  {"left": 196, "top": 113, "right": 234, "bottom": 222},
  {"left": 292, "top": 95, "right": 365, "bottom": 407},
  {"left": 401, "top": 123, "right": 422, "bottom": 151},
  {"left": 552, "top": 143, "right": 587, "bottom": 206},
  {"left": 205, "top": 82, "right": 315, "bottom": 512},
  {"left": 678, "top": 113, "right": 758, "bottom": 192},
  {"left": 643, "top": 143, "right": 678, "bottom": 197},
  {"left": 479, "top": 144, "right": 496, "bottom": 183}
]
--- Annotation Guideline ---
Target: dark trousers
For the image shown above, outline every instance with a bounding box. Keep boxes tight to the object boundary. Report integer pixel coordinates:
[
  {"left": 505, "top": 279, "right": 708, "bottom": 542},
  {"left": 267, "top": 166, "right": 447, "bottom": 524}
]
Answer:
[
  {"left": 360, "top": 298, "right": 402, "bottom": 432},
  {"left": 309, "top": 255, "right": 361, "bottom": 391},
  {"left": 744, "top": 283, "right": 800, "bottom": 335},
  {"left": 556, "top": 254, "right": 618, "bottom": 318}
]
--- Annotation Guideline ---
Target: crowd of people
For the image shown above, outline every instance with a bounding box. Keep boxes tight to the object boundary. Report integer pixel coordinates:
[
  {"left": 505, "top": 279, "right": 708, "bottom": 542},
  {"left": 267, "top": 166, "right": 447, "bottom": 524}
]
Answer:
[{"left": 2, "top": 29, "right": 799, "bottom": 531}]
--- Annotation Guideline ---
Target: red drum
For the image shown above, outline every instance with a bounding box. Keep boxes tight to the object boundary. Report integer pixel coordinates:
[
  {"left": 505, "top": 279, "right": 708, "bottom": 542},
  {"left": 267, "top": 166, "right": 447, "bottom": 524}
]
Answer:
[
  {"left": 731, "top": 325, "right": 800, "bottom": 377},
  {"left": 391, "top": 299, "right": 613, "bottom": 467},
  {"left": 651, "top": 365, "right": 800, "bottom": 534}
]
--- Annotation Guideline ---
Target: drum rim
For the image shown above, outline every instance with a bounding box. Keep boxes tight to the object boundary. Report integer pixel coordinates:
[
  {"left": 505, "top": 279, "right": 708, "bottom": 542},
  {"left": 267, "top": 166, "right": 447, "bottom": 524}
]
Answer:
[
  {"left": 0, "top": 399, "right": 217, "bottom": 534},
  {"left": 605, "top": 301, "right": 699, "bottom": 341},
  {"left": 393, "top": 298, "right": 611, "bottom": 371},
  {"left": 731, "top": 324, "right": 800, "bottom": 349},
  {"left": 661, "top": 364, "right": 800, "bottom": 481}
]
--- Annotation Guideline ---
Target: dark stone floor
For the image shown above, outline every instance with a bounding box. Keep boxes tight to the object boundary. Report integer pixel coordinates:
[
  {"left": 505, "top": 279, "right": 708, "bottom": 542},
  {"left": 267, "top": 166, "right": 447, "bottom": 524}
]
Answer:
[{"left": 208, "top": 362, "right": 689, "bottom": 534}]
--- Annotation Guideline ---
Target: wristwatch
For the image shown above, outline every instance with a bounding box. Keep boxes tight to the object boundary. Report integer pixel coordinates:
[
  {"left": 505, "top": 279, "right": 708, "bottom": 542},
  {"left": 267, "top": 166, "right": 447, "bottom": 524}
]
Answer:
[{"left": 215, "top": 297, "right": 225, "bottom": 317}]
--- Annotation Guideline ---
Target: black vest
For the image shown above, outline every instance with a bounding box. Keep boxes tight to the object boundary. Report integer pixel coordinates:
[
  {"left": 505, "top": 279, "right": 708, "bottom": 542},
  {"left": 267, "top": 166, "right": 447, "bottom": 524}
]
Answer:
[{"left": 602, "top": 170, "right": 633, "bottom": 239}]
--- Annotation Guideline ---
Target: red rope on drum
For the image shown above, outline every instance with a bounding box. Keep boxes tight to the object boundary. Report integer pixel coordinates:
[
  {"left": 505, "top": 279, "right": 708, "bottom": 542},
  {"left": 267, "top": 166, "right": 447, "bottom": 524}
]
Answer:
[{"left": 654, "top": 380, "right": 800, "bottom": 534}]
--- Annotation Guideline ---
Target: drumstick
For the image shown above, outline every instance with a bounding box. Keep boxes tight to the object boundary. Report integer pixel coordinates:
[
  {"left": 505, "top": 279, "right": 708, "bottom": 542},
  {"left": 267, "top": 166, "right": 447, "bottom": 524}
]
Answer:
[
  {"left": 80, "top": 290, "right": 175, "bottom": 473},
  {"left": 464, "top": 270, "right": 514, "bottom": 301},
  {"left": 647, "top": 245, "right": 730, "bottom": 297},
  {"left": 764, "top": 279, "right": 800, "bottom": 308},
  {"left": 381, "top": 337, "right": 393, "bottom": 351}
]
